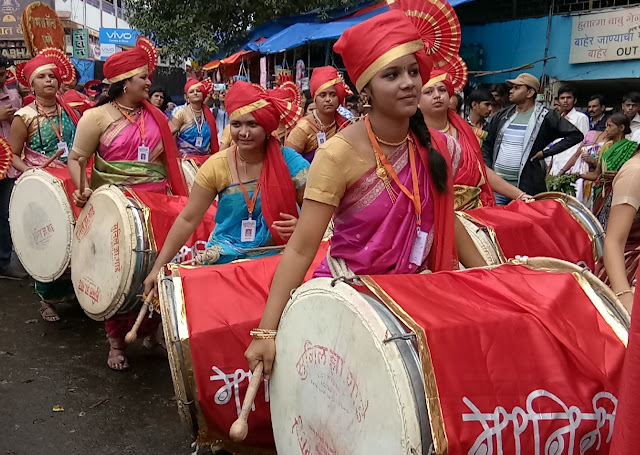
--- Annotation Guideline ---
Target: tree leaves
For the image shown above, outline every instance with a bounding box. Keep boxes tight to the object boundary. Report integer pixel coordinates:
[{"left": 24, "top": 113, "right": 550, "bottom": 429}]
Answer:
[{"left": 123, "top": 0, "right": 361, "bottom": 60}]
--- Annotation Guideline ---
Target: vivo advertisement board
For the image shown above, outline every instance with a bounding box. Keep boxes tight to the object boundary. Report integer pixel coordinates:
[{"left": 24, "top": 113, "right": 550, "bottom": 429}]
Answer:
[{"left": 99, "top": 28, "right": 139, "bottom": 46}]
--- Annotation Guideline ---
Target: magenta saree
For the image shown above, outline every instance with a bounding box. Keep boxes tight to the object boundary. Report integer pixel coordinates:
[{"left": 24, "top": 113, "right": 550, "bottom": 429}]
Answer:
[{"left": 315, "top": 143, "right": 436, "bottom": 277}]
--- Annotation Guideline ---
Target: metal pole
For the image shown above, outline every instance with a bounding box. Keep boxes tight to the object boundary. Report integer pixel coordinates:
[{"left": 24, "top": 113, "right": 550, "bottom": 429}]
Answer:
[{"left": 540, "top": 0, "right": 555, "bottom": 93}]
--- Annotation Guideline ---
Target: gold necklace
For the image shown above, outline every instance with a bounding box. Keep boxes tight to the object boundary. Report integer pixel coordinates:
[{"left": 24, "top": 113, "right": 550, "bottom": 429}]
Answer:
[
  {"left": 374, "top": 134, "right": 409, "bottom": 147},
  {"left": 114, "top": 101, "right": 138, "bottom": 113},
  {"left": 437, "top": 122, "right": 451, "bottom": 134}
]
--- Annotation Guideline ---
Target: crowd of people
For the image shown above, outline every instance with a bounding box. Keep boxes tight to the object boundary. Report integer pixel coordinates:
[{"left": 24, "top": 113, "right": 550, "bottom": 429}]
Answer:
[{"left": 0, "top": 13, "right": 638, "bottom": 376}]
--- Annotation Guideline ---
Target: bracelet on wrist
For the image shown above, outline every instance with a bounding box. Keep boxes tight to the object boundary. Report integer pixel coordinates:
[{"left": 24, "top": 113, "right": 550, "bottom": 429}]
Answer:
[
  {"left": 250, "top": 328, "right": 277, "bottom": 339},
  {"left": 615, "top": 289, "right": 634, "bottom": 297}
]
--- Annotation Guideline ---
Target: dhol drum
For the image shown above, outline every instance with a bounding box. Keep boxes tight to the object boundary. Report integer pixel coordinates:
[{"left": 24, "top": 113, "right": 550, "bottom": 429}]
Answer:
[
  {"left": 158, "top": 242, "right": 329, "bottom": 454},
  {"left": 71, "top": 186, "right": 216, "bottom": 320},
  {"left": 9, "top": 168, "right": 83, "bottom": 282},
  {"left": 271, "top": 258, "right": 629, "bottom": 455},
  {"left": 458, "top": 192, "right": 604, "bottom": 269}
]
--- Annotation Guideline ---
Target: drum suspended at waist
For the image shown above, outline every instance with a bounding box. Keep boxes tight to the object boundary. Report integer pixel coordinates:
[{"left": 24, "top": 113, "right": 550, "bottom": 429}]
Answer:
[
  {"left": 9, "top": 168, "right": 86, "bottom": 282},
  {"left": 71, "top": 185, "right": 216, "bottom": 320},
  {"left": 158, "top": 242, "right": 330, "bottom": 453},
  {"left": 458, "top": 192, "right": 604, "bottom": 269},
  {"left": 271, "top": 258, "right": 628, "bottom": 455}
]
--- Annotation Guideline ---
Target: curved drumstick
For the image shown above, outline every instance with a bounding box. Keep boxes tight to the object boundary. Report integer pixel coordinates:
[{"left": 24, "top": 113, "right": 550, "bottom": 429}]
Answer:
[
  {"left": 229, "top": 361, "right": 264, "bottom": 442},
  {"left": 40, "top": 149, "right": 63, "bottom": 169},
  {"left": 124, "top": 290, "right": 154, "bottom": 344},
  {"left": 78, "top": 157, "right": 87, "bottom": 195}
]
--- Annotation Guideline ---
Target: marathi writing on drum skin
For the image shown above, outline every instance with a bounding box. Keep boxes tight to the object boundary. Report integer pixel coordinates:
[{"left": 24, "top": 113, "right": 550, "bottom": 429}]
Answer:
[
  {"left": 209, "top": 366, "right": 270, "bottom": 417},
  {"left": 77, "top": 277, "right": 100, "bottom": 303},
  {"left": 32, "top": 222, "right": 54, "bottom": 245},
  {"left": 296, "top": 341, "right": 369, "bottom": 423},
  {"left": 292, "top": 415, "right": 338, "bottom": 455},
  {"left": 75, "top": 205, "right": 94, "bottom": 241},
  {"left": 110, "top": 224, "right": 121, "bottom": 273},
  {"left": 462, "top": 389, "right": 617, "bottom": 455}
]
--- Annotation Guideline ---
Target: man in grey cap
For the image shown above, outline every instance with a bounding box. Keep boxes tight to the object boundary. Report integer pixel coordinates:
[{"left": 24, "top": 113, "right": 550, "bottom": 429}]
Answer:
[{"left": 482, "top": 73, "right": 583, "bottom": 204}]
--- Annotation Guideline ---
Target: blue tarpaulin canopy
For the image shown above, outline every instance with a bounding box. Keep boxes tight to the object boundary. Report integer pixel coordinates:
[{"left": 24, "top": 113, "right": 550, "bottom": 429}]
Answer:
[{"left": 251, "top": 0, "right": 475, "bottom": 54}]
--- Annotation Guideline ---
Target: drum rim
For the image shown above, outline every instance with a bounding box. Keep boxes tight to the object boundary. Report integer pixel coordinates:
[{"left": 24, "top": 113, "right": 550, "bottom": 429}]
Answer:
[
  {"left": 71, "top": 186, "right": 141, "bottom": 320},
  {"left": 9, "top": 169, "right": 75, "bottom": 282},
  {"left": 273, "top": 279, "right": 425, "bottom": 454},
  {"left": 456, "top": 212, "right": 503, "bottom": 266},
  {"left": 534, "top": 192, "right": 605, "bottom": 261},
  {"left": 158, "top": 266, "right": 199, "bottom": 438}
]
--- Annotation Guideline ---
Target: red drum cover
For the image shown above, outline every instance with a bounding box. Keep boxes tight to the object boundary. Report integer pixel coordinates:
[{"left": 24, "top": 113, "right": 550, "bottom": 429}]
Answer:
[{"left": 363, "top": 265, "right": 626, "bottom": 454}]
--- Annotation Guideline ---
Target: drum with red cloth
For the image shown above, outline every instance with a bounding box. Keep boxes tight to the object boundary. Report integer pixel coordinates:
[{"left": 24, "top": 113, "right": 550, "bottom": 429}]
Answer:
[
  {"left": 271, "top": 258, "right": 629, "bottom": 454},
  {"left": 71, "top": 186, "right": 216, "bottom": 320},
  {"left": 158, "top": 242, "right": 329, "bottom": 454},
  {"left": 9, "top": 168, "right": 85, "bottom": 282},
  {"left": 459, "top": 192, "right": 604, "bottom": 269}
]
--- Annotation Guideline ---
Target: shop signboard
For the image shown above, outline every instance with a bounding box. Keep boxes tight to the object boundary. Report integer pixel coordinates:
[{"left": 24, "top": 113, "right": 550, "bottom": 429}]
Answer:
[
  {"left": 99, "top": 27, "right": 139, "bottom": 46},
  {"left": 0, "top": 0, "right": 53, "bottom": 40},
  {"left": 570, "top": 6, "right": 640, "bottom": 64},
  {"left": 72, "top": 29, "right": 89, "bottom": 59},
  {"left": 0, "top": 39, "right": 29, "bottom": 62}
]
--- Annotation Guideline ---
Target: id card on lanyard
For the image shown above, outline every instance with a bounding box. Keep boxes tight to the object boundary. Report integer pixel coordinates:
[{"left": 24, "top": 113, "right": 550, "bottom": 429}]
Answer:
[
  {"left": 37, "top": 102, "right": 67, "bottom": 157},
  {"left": 235, "top": 147, "right": 261, "bottom": 243},
  {"left": 115, "top": 104, "right": 149, "bottom": 162}
]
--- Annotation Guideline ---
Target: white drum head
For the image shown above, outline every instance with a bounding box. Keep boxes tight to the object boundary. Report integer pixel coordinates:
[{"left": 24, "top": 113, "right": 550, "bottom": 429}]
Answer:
[
  {"left": 9, "top": 169, "right": 75, "bottom": 282},
  {"left": 181, "top": 160, "right": 198, "bottom": 193},
  {"left": 71, "top": 186, "right": 138, "bottom": 320},
  {"left": 271, "top": 278, "right": 426, "bottom": 454}
]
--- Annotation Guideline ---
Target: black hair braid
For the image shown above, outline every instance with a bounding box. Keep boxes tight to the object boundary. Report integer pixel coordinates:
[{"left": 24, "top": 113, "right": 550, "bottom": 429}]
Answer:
[{"left": 409, "top": 109, "right": 448, "bottom": 193}]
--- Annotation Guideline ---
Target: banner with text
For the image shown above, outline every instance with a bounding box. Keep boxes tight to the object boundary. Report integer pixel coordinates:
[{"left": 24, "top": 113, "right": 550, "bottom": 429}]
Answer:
[{"left": 570, "top": 7, "right": 640, "bottom": 64}]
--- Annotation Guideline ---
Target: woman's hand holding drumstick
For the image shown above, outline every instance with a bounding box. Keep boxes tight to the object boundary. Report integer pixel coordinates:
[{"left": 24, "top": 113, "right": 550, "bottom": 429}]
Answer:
[
  {"left": 124, "top": 290, "right": 155, "bottom": 344},
  {"left": 229, "top": 361, "right": 264, "bottom": 442},
  {"left": 72, "top": 157, "right": 92, "bottom": 207},
  {"left": 40, "top": 149, "right": 63, "bottom": 169}
]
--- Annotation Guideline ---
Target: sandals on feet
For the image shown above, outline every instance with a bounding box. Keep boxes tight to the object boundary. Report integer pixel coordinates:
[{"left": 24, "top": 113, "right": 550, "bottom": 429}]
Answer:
[{"left": 39, "top": 302, "right": 60, "bottom": 322}]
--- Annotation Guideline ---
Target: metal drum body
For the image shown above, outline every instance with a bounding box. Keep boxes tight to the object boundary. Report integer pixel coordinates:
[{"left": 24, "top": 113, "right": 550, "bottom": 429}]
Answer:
[
  {"left": 9, "top": 168, "right": 75, "bottom": 282},
  {"left": 71, "top": 186, "right": 152, "bottom": 320},
  {"left": 270, "top": 259, "right": 629, "bottom": 454}
]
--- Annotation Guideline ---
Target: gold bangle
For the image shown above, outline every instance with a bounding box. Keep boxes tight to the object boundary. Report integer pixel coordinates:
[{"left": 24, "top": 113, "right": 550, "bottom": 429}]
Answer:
[
  {"left": 250, "top": 328, "right": 277, "bottom": 339},
  {"left": 615, "top": 289, "right": 634, "bottom": 297}
]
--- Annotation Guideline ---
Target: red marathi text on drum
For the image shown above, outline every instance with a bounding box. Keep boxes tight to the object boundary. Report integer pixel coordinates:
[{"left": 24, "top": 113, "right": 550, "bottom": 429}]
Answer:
[
  {"left": 77, "top": 276, "right": 100, "bottom": 303},
  {"left": 292, "top": 415, "right": 338, "bottom": 455},
  {"left": 296, "top": 341, "right": 369, "bottom": 423},
  {"left": 32, "top": 222, "right": 55, "bottom": 245},
  {"left": 75, "top": 205, "right": 95, "bottom": 241},
  {"left": 110, "top": 223, "right": 121, "bottom": 273}
]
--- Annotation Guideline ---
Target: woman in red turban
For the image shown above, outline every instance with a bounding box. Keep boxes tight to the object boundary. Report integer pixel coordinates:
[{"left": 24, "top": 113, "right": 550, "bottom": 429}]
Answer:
[
  {"left": 9, "top": 49, "right": 80, "bottom": 323},
  {"left": 143, "top": 81, "right": 309, "bottom": 293},
  {"left": 420, "top": 70, "right": 530, "bottom": 210},
  {"left": 245, "top": 10, "right": 487, "bottom": 376},
  {"left": 285, "top": 66, "right": 350, "bottom": 162},
  {"left": 67, "top": 37, "right": 188, "bottom": 202},
  {"left": 66, "top": 37, "right": 188, "bottom": 371},
  {"left": 170, "top": 78, "right": 219, "bottom": 157}
]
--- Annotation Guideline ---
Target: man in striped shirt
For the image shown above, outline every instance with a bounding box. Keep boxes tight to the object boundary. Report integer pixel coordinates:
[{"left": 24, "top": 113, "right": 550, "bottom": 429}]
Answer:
[{"left": 482, "top": 73, "right": 583, "bottom": 205}]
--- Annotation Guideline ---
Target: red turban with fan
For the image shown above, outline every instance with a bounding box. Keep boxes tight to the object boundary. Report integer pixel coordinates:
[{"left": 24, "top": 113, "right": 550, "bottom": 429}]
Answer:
[
  {"left": 333, "top": 10, "right": 433, "bottom": 92},
  {"left": 225, "top": 81, "right": 303, "bottom": 245}
]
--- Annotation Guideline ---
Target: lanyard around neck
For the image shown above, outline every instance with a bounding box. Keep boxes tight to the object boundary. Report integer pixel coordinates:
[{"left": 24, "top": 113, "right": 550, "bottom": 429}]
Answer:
[
  {"left": 115, "top": 103, "right": 146, "bottom": 145},
  {"left": 234, "top": 146, "right": 261, "bottom": 219},
  {"left": 36, "top": 101, "right": 63, "bottom": 141}
]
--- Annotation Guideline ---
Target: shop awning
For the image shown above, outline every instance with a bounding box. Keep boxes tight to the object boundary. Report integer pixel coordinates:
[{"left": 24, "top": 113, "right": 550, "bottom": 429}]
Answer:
[
  {"left": 202, "top": 59, "right": 221, "bottom": 70},
  {"left": 253, "top": 0, "right": 477, "bottom": 54}
]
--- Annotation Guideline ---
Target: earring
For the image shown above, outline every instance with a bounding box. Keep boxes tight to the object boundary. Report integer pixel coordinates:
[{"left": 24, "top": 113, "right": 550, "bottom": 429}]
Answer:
[
  {"left": 123, "top": 85, "right": 128, "bottom": 93},
  {"left": 362, "top": 94, "right": 371, "bottom": 109}
]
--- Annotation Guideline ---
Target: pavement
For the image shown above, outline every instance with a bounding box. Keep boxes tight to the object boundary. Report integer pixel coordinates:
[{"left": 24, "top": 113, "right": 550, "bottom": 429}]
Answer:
[{"left": 0, "top": 276, "right": 198, "bottom": 455}]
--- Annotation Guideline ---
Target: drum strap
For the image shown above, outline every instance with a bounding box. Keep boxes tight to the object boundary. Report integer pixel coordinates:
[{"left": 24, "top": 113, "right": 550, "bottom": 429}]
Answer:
[{"left": 326, "top": 246, "right": 361, "bottom": 284}]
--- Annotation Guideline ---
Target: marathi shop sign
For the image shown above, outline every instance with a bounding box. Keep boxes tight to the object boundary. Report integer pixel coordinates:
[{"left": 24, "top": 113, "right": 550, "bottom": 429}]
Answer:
[{"left": 570, "top": 7, "right": 640, "bottom": 64}]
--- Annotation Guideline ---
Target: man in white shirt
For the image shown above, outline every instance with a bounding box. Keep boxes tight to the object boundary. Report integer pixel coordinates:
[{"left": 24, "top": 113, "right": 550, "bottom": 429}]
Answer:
[
  {"left": 622, "top": 92, "right": 640, "bottom": 137},
  {"left": 547, "top": 85, "right": 590, "bottom": 175}
]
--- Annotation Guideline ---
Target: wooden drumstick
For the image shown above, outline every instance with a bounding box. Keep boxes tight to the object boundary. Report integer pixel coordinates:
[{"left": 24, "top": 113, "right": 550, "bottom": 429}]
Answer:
[
  {"left": 229, "top": 361, "right": 264, "bottom": 442},
  {"left": 78, "top": 157, "right": 87, "bottom": 195},
  {"left": 39, "top": 149, "right": 63, "bottom": 169},
  {"left": 124, "top": 290, "right": 155, "bottom": 344}
]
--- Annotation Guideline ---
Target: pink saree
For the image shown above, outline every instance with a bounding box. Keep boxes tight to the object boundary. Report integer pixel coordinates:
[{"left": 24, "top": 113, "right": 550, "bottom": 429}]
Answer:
[
  {"left": 94, "top": 110, "right": 168, "bottom": 193},
  {"left": 315, "top": 142, "right": 436, "bottom": 277}
]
